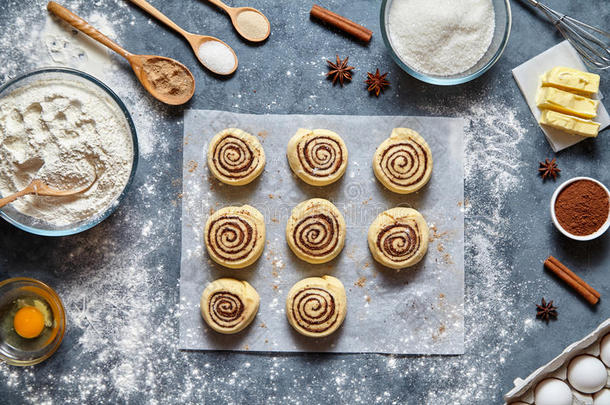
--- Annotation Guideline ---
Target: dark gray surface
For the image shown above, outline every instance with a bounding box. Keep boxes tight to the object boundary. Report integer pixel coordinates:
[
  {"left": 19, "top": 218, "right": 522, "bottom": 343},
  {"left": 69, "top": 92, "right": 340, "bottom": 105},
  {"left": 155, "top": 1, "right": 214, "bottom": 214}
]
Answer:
[{"left": 0, "top": 0, "right": 609, "bottom": 403}]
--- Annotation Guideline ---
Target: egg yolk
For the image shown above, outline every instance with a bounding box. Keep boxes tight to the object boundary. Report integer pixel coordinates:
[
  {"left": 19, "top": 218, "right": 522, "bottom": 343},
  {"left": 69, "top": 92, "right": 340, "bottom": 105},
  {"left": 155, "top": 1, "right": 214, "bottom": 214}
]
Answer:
[{"left": 13, "top": 306, "right": 45, "bottom": 339}]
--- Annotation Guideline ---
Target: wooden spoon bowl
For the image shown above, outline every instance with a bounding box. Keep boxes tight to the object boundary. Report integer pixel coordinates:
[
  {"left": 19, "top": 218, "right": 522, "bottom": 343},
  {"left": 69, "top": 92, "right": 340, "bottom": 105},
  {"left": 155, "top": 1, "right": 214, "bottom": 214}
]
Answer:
[
  {"left": 129, "top": 54, "right": 195, "bottom": 105},
  {"left": 47, "top": 1, "right": 195, "bottom": 105},
  {"left": 229, "top": 7, "right": 271, "bottom": 42},
  {"left": 186, "top": 35, "right": 238, "bottom": 75}
]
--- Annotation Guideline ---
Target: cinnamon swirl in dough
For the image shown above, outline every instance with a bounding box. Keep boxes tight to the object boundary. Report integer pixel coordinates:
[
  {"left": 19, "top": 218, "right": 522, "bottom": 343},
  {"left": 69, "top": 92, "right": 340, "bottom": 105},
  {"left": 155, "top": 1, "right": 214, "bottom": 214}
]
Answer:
[
  {"left": 285, "top": 275, "right": 347, "bottom": 338},
  {"left": 287, "top": 128, "right": 348, "bottom": 186},
  {"left": 368, "top": 207, "right": 429, "bottom": 269},
  {"left": 286, "top": 198, "right": 346, "bottom": 264},
  {"left": 204, "top": 205, "right": 266, "bottom": 269},
  {"left": 200, "top": 278, "right": 260, "bottom": 334},
  {"left": 207, "top": 128, "right": 265, "bottom": 185},
  {"left": 373, "top": 128, "right": 433, "bottom": 194}
]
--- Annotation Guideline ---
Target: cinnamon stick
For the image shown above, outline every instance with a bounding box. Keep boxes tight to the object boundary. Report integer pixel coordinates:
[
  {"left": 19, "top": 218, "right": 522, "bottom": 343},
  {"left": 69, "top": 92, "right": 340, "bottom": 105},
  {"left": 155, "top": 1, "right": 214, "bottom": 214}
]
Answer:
[
  {"left": 544, "top": 256, "right": 600, "bottom": 305},
  {"left": 310, "top": 4, "right": 373, "bottom": 43}
]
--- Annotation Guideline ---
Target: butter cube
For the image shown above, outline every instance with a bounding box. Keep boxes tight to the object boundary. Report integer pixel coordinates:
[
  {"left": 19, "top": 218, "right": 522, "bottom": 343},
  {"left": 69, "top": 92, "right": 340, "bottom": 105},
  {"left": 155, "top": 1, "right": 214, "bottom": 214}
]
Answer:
[
  {"left": 541, "top": 66, "right": 600, "bottom": 96},
  {"left": 536, "top": 87, "right": 599, "bottom": 119},
  {"left": 539, "top": 109, "right": 600, "bottom": 138}
]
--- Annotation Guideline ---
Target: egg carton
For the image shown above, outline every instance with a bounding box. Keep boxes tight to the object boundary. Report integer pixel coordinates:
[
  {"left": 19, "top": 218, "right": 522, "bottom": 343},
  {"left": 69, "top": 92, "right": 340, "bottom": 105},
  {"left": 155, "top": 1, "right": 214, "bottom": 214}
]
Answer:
[{"left": 504, "top": 318, "right": 610, "bottom": 404}]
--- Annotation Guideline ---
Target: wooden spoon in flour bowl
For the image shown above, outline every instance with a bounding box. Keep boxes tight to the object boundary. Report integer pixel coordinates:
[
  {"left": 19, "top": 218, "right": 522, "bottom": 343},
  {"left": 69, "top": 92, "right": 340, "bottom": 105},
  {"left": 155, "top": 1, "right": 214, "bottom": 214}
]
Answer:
[
  {"left": 0, "top": 179, "right": 95, "bottom": 209},
  {"left": 47, "top": 2, "right": 195, "bottom": 105}
]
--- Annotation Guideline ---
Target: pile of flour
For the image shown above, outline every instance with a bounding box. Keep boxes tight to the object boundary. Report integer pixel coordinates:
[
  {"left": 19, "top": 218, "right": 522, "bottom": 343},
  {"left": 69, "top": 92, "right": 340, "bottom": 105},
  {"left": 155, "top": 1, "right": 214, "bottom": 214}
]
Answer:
[
  {"left": 0, "top": 78, "right": 133, "bottom": 226},
  {"left": 388, "top": 0, "right": 495, "bottom": 76}
]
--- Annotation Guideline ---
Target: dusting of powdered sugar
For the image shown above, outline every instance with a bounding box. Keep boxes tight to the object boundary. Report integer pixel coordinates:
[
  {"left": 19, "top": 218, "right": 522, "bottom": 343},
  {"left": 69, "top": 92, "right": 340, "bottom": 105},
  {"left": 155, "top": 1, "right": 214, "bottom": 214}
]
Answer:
[{"left": 418, "top": 95, "right": 542, "bottom": 402}]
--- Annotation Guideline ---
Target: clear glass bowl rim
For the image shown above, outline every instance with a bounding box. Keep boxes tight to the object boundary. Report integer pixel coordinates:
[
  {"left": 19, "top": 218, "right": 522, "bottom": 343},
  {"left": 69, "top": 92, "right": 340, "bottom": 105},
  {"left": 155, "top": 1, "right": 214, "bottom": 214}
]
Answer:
[
  {"left": 379, "top": 0, "right": 513, "bottom": 85},
  {"left": 0, "top": 67, "right": 139, "bottom": 236}
]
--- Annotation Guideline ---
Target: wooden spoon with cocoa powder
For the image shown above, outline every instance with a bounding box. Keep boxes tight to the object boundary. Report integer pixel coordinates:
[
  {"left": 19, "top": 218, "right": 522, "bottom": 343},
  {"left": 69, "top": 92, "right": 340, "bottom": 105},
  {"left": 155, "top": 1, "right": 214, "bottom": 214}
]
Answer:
[{"left": 47, "top": 2, "right": 195, "bottom": 105}]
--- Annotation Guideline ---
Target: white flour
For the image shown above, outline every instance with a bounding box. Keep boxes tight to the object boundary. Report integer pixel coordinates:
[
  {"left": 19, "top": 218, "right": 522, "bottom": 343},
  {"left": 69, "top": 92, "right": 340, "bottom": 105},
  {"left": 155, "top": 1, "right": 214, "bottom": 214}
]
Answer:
[
  {"left": 0, "top": 78, "right": 133, "bottom": 226},
  {"left": 388, "top": 0, "right": 495, "bottom": 76},
  {"left": 42, "top": 14, "right": 115, "bottom": 80}
]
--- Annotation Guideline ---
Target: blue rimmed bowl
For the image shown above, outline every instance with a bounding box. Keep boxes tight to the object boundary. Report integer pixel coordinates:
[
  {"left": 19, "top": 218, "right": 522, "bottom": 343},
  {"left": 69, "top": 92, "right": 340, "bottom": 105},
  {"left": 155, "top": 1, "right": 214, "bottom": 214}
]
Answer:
[
  {"left": 380, "top": 0, "right": 512, "bottom": 85},
  {"left": 0, "top": 68, "right": 138, "bottom": 236}
]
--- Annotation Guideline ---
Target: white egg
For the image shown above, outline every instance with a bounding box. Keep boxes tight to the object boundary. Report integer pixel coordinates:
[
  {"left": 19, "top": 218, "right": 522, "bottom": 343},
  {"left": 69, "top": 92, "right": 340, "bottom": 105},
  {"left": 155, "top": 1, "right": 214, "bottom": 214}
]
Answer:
[
  {"left": 567, "top": 354, "right": 608, "bottom": 393},
  {"left": 601, "top": 334, "right": 610, "bottom": 367},
  {"left": 595, "top": 389, "right": 610, "bottom": 405},
  {"left": 534, "top": 378, "right": 573, "bottom": 405}
]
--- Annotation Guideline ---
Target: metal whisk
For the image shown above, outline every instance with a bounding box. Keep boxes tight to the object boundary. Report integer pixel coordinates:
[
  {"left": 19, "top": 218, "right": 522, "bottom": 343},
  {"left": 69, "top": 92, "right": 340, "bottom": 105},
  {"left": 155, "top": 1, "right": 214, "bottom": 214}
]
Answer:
[{"left": 524, "top": 0, "right": 610, "bottom": 70}]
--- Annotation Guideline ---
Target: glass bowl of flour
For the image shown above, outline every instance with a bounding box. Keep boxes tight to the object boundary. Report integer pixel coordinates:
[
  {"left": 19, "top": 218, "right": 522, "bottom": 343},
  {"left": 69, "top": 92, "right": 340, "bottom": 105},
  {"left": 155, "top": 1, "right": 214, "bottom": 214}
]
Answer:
[
  {"left": 381, "top": 0, "right": 511, "bottom": 85},
  {"left": 0, "top": 68, "right": 138, "bottom": 236}
]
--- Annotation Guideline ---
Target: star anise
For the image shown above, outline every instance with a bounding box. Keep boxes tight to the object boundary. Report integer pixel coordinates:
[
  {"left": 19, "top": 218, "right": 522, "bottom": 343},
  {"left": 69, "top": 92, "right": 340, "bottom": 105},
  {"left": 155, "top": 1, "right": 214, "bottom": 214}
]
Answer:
[
  {"left": 538, "top": 158, "right": 560, "bottom": 180},
  {"left": 326, "top": 55, "right": 354, "bottom": 86},
  {"left": 365, "top": 69, "right": 390, "bottom": 96},
  {"left": 536, "top": 298, "right": 558, "bottom": 322}
]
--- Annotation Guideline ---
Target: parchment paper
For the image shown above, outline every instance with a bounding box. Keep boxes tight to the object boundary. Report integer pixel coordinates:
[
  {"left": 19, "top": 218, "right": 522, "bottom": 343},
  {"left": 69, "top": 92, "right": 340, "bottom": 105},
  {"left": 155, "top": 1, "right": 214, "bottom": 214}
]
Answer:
[{"left": 180, "top": 110, "right": 464, "bottom": 354}]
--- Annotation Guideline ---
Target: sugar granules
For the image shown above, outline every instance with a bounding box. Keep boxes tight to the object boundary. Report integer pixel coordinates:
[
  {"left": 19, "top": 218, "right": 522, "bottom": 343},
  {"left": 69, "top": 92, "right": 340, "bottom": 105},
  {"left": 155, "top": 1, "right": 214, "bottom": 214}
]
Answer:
[
  {"left": 235, "top": 10, "right": 269, "bottom": 41},
  {"left": 388, "top": 0, "right": 495, "bottom": 76},
  {"left": 197, "top": 41, "right": 235, "bottom": 75}
]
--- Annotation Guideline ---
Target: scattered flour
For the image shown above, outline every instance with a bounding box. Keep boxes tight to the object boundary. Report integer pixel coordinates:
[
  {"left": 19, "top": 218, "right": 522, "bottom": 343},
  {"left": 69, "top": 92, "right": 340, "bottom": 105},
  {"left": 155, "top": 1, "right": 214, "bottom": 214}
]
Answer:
[
  {"left": 420, "top": 96, "right": 534, "bottom": 402},
  {"left": 42, "top": 14, "right": 115, "bottom": 80}
]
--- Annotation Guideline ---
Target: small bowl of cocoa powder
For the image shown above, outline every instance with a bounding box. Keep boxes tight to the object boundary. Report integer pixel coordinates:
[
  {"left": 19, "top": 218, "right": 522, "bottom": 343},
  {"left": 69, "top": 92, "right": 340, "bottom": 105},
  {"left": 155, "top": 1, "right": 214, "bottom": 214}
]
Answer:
[{"left": 551, "top": 177, "right": 610, "bottom": 241}]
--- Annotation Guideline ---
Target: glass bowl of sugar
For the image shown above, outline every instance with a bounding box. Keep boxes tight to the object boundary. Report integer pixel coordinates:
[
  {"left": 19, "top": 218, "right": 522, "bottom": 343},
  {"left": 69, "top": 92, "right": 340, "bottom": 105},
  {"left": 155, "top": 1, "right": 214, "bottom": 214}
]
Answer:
[
  {"left": 380, "top": 0, "right": 511, "bottom": 85},
  {"left": 0, "top": 68, "right": 138, "bottom": 236}
]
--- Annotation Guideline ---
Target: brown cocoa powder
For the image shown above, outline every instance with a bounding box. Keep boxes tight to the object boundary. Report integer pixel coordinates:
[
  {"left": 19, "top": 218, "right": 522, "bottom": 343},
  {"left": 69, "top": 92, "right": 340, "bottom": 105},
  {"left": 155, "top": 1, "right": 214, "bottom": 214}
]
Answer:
[{"left": 555, "top": 179, "right": 609, "bottom": 236}]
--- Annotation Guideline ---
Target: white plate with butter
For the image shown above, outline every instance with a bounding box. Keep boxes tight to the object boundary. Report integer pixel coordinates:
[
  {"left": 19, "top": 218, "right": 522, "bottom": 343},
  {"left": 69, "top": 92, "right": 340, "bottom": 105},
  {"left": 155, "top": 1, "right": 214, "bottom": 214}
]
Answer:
[{"left": 512, "top": 41, "right": 610, "bottom": 152}]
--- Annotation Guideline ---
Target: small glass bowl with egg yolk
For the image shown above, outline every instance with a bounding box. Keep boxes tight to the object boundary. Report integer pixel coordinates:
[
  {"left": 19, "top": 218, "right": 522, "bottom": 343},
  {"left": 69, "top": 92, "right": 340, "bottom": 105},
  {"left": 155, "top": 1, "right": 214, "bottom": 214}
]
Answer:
[{"left": 0, "top": 277, "right": 65, "bottom": 366}]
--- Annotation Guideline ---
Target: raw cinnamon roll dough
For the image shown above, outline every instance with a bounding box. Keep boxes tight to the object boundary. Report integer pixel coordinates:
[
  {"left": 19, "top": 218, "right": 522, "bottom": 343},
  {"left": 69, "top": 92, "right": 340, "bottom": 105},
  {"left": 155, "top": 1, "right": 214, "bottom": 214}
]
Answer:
[
  {"left": 368, "top": 207, "right": 429, "bottom": 269},
  {"left": 373, "top": 128, "right": 433, "bottom": 194},
  {"left": 285, "top": 275, "right": 347, "bottom": 338},
  {"left": 200, "top": 278, "right": 260, "bottom": 334},
  {"left": 204, "top": 205, "right": 266, "bottom": 269},
  {"left": 207, "top": 128, "right": 265, "bottom": 185},
  {"left": 286, "top": 198, "right": 346, "bottom": 264},
  {"left": 286, "top": 128, "right": 348, "bottom": 186}
]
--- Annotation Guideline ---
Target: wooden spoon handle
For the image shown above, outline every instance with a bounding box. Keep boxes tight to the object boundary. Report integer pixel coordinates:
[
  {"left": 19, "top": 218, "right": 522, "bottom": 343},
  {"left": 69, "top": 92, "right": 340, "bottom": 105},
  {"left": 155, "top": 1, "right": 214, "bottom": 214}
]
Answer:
[
  {"left": 129, "top": 0, "right": 189, "bottom": 37},
  {"left": 0, "top": 187, "right": 33, "bottom": 209},
  {"left": 206, "top": 0, "right": 232, "bottom": 14},
  {"left": 47, "top": 2, "right": 130, "bottom": 59}
]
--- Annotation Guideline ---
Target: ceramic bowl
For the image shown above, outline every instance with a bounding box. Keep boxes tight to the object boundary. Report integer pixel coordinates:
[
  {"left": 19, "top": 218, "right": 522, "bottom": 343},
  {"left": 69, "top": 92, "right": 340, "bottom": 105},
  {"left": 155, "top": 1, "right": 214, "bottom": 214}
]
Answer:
[{"left": 550, "top": 176, "right": 610, "bottom": 241}]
